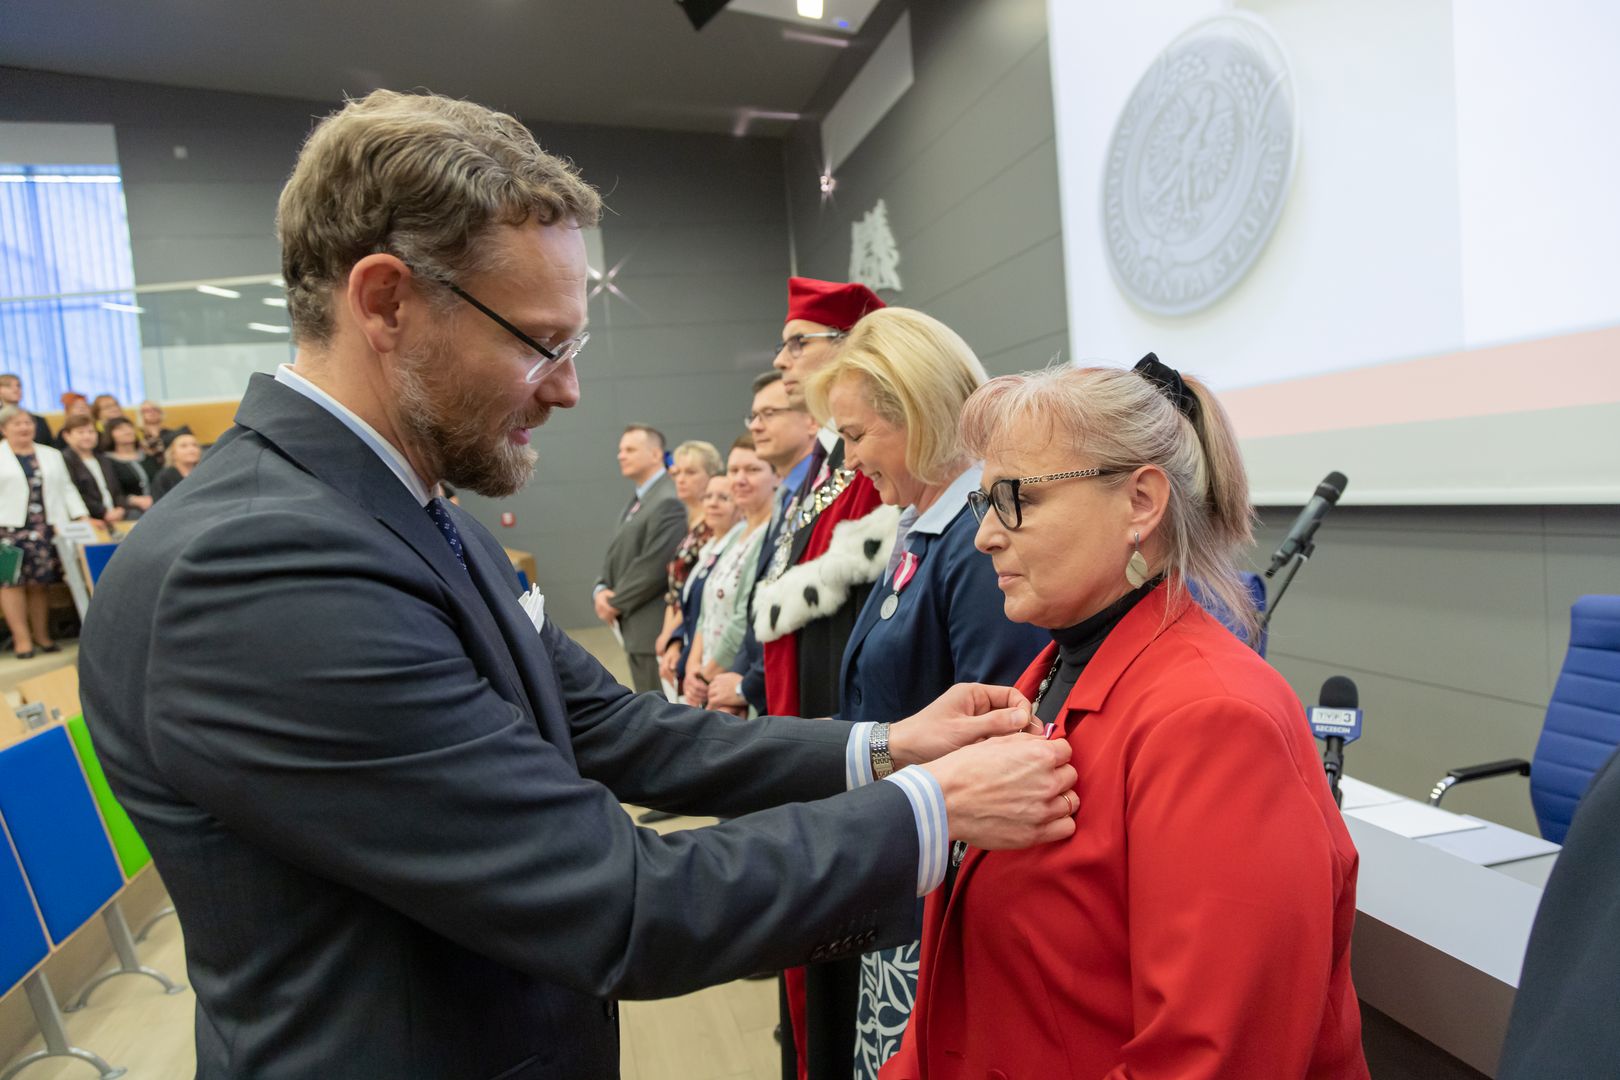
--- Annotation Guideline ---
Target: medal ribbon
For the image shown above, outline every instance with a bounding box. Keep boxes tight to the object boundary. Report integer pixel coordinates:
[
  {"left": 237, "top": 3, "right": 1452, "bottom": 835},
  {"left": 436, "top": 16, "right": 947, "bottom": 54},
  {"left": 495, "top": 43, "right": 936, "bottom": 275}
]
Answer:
[{"left": 892, "top": 550, "right": 919, "bottom": 593}]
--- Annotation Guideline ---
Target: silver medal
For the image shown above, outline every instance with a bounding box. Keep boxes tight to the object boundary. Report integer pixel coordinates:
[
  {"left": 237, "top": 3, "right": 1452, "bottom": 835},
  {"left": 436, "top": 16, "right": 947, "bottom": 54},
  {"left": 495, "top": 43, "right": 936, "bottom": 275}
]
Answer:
[{"left": 879, "top": 593, "right": 899, "bottom": 620}]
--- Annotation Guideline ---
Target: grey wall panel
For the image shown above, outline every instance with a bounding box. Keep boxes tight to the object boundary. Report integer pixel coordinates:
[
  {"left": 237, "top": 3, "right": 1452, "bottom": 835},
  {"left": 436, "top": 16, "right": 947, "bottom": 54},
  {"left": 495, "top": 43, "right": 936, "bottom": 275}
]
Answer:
[
  {"left": 1254, "top": 504, "right": 1620, "bottom": 835},
  {"left": 887, "top": 140, "right": 1062, "bottom": 306},
  {"left": 580, "top": 272, "right": 787, "bottom": 331},
  {"left": 121, "top": 182, "right": 286, "bottom": 237},
  {"left": 920, "top": 236, "right": 1067, "bottom": 360},
  {"left": 783, "top": 0, "right": 1065, "bottom": 376},
  {"left": 980, "top": 330, "right": 1069, "bottom": 376}
]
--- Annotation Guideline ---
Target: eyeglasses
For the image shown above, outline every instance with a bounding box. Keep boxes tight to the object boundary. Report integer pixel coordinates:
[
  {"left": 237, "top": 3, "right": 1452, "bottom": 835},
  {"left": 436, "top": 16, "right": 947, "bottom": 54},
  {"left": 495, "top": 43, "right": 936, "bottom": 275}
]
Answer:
[
  {"left": 745, "top": 405, "right": 805, "bottom": 426},
  {"left": 410, "top": 265, "right": 589, "bottom": 383},
  {"left": 773, "top": 330, "right": 844, "bottom": 359},
  {"left": 967, "top": 468, "right": 1121, "bottom": 530}
]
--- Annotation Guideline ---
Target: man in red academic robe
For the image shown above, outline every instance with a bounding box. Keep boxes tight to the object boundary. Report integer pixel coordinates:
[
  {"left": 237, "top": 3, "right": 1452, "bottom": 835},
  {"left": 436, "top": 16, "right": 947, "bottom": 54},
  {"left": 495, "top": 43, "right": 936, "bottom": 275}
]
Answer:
[{"left": 710, "top": 277, "right": 892, "bottom": 1080}]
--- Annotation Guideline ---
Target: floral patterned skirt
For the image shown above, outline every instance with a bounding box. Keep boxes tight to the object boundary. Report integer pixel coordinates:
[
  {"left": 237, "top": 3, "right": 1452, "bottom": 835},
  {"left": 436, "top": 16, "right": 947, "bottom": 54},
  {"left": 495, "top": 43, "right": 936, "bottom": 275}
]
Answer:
[
  {"left": 0, "top": 523, "right": 60, "bottom": 585},
  {"left": 853, "top": 941, "right": 920, "bottom": 1079}
]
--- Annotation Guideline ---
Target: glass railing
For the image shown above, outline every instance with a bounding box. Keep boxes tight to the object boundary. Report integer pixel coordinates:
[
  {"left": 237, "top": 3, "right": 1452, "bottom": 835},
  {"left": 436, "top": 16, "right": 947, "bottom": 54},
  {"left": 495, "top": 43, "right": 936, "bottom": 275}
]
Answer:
[{"left": 0, "top": 273, "right": 291, "bottom": 407}]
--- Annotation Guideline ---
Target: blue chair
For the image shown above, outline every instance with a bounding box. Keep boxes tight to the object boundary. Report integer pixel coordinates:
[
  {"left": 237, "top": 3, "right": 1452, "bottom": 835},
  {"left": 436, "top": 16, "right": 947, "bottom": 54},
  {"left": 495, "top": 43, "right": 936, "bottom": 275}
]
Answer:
[
  {"left": 1430, "top": 595, "right": 1620, "bottom": 843},
  {"left": 1193, "top": 572, "right": 1268, "bottom": 656},
  {"left": 0, "top": 736, "right": 127, "bottom": 1079}
]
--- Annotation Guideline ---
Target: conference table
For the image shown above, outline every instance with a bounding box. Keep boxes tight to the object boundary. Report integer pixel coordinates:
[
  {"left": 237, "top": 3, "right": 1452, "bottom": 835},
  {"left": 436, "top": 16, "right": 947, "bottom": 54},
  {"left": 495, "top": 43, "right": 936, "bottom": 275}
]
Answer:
[{"left": 1339, "top": 775, "right": 1558, "bottom": 1077}]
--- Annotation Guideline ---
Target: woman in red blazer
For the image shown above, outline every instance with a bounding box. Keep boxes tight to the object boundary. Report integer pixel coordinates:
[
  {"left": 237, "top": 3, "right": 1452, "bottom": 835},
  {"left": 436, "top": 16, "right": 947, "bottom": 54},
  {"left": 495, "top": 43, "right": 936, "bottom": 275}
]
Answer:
[{"left": 882, "top": 356, "right": 1370, "bottom": 1080}]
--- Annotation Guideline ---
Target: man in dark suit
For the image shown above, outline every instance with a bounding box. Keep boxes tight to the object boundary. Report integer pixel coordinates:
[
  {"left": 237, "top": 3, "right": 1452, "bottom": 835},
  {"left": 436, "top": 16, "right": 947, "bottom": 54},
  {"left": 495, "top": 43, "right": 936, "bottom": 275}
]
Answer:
[
  {"left": 1497, "top": 747, "right": 1620, "bottom": 1079},
  {"left": 595, "top": 423, "right": 686, "bottom": 693},
  {"left": 77, "top": 89, "right": 1077, "bottom": 1080},
  {"left": 0, "top": 372, "right": 53, "bottom": 445}
]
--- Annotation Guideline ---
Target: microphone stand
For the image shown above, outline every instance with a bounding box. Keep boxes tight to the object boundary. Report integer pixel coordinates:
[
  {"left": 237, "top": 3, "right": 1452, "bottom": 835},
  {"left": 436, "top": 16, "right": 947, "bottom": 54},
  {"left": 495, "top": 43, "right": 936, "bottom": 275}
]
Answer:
[{"left": 1259, "top": 539, "right": 1313, "bottom": 638}]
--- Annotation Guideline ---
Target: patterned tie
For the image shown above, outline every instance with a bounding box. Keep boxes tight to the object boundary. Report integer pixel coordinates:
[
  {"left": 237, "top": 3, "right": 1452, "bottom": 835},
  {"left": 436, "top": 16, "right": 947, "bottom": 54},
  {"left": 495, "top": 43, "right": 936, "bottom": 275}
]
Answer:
[{"left": 426, "top": 497, "right": 468, "bottom": 569}]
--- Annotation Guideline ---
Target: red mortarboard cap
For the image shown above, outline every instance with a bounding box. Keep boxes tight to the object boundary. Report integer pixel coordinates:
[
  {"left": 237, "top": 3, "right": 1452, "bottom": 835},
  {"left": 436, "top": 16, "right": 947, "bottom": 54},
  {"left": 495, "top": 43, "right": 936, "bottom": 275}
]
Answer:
[{"left": 785, "top": 277, "right": 885, "bottom": 332}]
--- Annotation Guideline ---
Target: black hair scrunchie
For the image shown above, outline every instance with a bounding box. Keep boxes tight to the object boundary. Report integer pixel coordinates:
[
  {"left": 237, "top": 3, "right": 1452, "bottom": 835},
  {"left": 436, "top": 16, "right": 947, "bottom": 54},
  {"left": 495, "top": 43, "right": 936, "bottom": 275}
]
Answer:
[{"left": 1133, "top": 352, "right": 1199, "bottom": 423}]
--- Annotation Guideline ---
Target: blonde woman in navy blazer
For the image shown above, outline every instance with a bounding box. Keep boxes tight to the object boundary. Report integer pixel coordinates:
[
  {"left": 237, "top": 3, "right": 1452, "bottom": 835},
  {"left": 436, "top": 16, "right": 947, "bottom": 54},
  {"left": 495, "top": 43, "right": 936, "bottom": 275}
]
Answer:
[{"left": 806, "top": 309, "right": 1047, "bottom": 1079}]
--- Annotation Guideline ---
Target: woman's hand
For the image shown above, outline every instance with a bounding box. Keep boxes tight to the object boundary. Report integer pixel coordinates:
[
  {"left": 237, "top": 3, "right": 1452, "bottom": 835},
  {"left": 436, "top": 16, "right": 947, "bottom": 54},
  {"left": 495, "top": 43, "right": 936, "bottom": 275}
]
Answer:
[
  {"left": 129, "top": 495, "right": 153, "bottom": 510},
  {"left": 682, "top": 667, "right": 710, "bottom": 706},
  {"left": 658, "top": 641, "right": 682, "bottom": 683}
]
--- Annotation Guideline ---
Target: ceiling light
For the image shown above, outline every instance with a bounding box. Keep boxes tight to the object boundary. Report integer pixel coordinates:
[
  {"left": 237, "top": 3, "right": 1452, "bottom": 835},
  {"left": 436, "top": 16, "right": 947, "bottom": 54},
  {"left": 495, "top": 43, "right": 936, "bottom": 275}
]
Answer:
[
  {"left": 798, "top": 0, "right": 824, "bottom": 18},
  {"left": 100, "top": 302, "right": 145, "bottom": 314},
  {"left": 820, "top": 173, "right": 838, "bottom": 195},
  {"left": 0, "top": 174, "right": 120, "bottom": 184},
  {"left": 262, "top": 297, "right": 289, "bottom": 307},
  {"left": 197, "top": 285, "right": 242, "bottom": 299},
  {"left": 247, "top": 322, "right": 290, "bottom": 333}
]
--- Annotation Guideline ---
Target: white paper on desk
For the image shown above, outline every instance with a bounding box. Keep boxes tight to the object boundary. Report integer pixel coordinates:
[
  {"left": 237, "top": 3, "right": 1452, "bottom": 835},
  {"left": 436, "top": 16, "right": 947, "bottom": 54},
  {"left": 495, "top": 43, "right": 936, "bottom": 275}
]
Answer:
[
  {"left": 1345, "top": 801, "right": 1488, "bottom": 839},
  {"left": 1419, "top": 816, "right": 1560, "bottom": 866},
  {"left": 1337, "top": 776, "right": 1404, "bottom": 810},
  {"left": 518, "top": 585, "right": 546, "bottom": 633}
]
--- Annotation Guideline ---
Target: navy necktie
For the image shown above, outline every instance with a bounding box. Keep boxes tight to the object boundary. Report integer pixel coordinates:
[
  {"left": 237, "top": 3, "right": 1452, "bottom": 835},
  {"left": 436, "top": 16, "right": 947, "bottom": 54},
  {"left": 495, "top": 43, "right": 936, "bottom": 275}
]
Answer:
[{"left": 426, "top": 497, "right": 468, "bottom": 569}]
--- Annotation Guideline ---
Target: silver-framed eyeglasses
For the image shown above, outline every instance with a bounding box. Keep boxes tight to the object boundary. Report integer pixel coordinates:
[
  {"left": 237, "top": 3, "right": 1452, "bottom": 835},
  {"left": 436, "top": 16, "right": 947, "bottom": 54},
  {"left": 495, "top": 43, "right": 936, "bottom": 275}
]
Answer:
[
  {"left": 773, "top": 330, "right": 845, "bottom": 358},
  {"left": 967, "top": 468, "right": 1121, "bottom": 530},
  {"left": 410, "top": 265, "right": 588, "bottom": 383},
  {"left": 745, "top": 405, "right": 806, "bottom": 426}
]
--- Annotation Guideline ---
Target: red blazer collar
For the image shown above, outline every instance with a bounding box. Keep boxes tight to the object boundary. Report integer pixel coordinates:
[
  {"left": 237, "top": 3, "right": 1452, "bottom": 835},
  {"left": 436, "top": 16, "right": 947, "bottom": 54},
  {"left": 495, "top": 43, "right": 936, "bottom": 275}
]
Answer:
[{"left": 1017, "top": 583, "right": 1190, "bottom": 727}]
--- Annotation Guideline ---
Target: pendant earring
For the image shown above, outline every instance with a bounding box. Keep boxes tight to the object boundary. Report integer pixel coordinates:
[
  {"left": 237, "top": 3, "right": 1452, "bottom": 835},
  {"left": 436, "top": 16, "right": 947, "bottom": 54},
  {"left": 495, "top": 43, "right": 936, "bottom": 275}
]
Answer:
[{"left": 1125, "top": 531, "right": 1150, "bottom": 588}]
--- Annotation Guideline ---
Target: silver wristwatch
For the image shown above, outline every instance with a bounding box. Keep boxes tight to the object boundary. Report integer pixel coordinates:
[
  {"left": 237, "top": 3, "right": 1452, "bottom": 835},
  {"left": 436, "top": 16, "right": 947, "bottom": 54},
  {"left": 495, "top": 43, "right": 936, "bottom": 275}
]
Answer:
[{"left": 870, "top": 723, "right": 894, "bottom": 780}]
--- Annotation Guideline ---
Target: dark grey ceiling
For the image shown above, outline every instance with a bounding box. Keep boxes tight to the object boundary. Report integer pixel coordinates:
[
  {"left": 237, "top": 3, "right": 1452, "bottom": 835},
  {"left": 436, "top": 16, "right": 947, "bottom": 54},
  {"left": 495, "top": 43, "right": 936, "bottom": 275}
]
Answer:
[{"left": 0, "top": 0, "right": 864, "bottom": 136}]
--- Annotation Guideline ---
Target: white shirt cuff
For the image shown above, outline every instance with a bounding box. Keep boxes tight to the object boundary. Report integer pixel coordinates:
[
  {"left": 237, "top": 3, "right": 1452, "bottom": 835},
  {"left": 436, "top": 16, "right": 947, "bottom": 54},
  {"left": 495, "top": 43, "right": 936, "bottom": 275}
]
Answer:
[
  {"left": 884, "top": 767, "right": 949, "bottom": 896},
  {"left": 845, "top": 721, "right": 875, "bottom": 790}
]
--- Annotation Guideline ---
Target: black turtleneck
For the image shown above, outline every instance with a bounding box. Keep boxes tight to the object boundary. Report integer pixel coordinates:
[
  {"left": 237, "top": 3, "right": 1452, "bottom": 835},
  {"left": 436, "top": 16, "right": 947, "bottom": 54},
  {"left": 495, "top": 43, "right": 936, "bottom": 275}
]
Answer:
[{"left": 1033, "top": 580, "right": 1160, "bottom": 725}]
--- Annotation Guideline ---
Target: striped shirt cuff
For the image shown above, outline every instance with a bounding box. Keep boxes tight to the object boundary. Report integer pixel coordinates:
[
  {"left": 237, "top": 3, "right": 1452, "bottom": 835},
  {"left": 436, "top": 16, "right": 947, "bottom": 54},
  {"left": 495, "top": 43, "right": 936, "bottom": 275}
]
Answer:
[
  {"left": 885, "top": 767, "right": 949, "bottom": 896},
  {"left": 845, "top": 721, "right": 876, "bottom": 790}
]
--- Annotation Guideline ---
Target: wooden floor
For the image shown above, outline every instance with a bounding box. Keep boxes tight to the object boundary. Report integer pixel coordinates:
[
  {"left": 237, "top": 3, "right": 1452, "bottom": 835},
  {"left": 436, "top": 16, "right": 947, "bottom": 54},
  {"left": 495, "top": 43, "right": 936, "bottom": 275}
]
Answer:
[{"left": 1, "top": 629, "right": 786, "bottom": 1080}]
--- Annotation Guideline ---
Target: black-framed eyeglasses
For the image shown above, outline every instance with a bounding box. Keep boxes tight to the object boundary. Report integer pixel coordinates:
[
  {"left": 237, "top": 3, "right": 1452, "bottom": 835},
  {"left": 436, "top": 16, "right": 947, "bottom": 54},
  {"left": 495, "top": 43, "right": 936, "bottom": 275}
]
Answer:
[
  {"left": 773, "top": 330, "right": 844, "bottom": 359},
  {"left": 409, "top": 265, "right": 588, "bottom": 383},
  {"left": 967, "top": 468, "right": 1122, "bottom": 530},
  {"left": 744, "top": 405, "right": 806, "bottom": 426}
]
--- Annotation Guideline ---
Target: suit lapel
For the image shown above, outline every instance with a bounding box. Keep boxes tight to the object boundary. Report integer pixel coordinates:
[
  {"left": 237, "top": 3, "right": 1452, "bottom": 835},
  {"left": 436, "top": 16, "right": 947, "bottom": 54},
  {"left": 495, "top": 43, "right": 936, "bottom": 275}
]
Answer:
[
  {"left": 455, "top": 513, "right": 573, "bottom": 747},
  {"left": 232, "top": 375, "right": 532, "bottom": 711}
]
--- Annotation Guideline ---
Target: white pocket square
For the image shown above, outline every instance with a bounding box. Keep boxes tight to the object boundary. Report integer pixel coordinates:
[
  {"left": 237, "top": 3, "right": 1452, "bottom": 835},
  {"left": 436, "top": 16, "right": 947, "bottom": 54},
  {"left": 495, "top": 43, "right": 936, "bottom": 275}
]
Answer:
[{"left": 519, "top": 585, "right": 546, "bottom": 632}]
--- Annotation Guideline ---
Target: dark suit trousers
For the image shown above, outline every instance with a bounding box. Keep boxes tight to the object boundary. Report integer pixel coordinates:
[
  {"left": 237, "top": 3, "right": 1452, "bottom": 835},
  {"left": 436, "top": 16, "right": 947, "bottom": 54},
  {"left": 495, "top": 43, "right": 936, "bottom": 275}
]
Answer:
[{"left": 627, "top": 649, "right": 662, "bottom": 695}]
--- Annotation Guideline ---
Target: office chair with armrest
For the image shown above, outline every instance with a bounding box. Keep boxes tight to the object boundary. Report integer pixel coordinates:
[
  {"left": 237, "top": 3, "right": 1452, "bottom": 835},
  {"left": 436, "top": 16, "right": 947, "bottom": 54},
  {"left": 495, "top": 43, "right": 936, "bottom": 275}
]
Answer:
[{"left": 1429, "top": 594, "right": 1620, "bottom": 844}]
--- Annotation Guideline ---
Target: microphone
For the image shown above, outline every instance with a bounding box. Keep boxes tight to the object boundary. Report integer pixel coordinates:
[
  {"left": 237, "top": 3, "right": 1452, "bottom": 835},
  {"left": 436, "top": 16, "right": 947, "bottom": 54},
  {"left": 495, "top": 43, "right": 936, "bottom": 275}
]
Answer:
[
  {"left": 1266, "top": 472, "right": 1347, "bottom": 577},
  {"left": 1309, "top": 676, "right": 1363, "bottom": 807}
]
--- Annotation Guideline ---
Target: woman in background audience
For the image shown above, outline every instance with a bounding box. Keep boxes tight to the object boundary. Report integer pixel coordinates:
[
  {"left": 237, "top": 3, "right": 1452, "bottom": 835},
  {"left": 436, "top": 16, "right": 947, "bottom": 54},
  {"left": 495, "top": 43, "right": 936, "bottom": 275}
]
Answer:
[
  {"left": 138, "top": 400, "right": 190, "bottom": 458},
  {"left": 673, "top": 472, "right": 739, "bottom": 705},
  {"left": 54, "top": 392, "right": 92, "bottom": 449},
  {"left": 151, "top": 432, "right": 201, "bottom": 502},
  {"left": 104, "top": 417, "right": 160, "bottom": 498},
  {"left": 0, "top": 404, "right": 88, "bottom": 658},
  {"left": 805, "top": 308, "right": 1048, "bottom": 1078},
  {"left": 60, "top": 414, "right": 133, "bottom": 524},
  {"left": 655, "top": 440, "right": 724, "bottom": 695},
  {"left": 683, "top": 435, "right": 778, "bottom": 705},
  {"left": 90, "top": 394, "right": 125, "bottom": 450}
]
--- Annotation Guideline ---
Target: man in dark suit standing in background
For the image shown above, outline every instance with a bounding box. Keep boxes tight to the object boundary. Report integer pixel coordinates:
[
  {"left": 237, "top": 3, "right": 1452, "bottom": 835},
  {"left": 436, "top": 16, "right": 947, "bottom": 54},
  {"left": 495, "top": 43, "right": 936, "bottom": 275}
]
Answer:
[
  {"left": 76, "top": 89, "right": 1078, "bottom": 1080},
  {"left": 595, "top": 423, "right": 686, "bottom": 693}
]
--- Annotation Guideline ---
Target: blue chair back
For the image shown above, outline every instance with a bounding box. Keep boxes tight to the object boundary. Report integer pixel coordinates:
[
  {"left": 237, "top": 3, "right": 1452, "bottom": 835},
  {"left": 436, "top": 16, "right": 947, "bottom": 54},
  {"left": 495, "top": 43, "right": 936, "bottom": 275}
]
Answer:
[
  {"left": 82, "top": 542, "right": 120, "bottom": 586},
  {"left": 0, "top": 823, "right": 50, "bottom": 993},
  {"left": 0, "top": 726, "right": 125, "bottom": 944},
  {"left": 1192, "top": 572, "right": 1267, "bottom": 656},
  {"left": 1530, "top": 595, "right": 1620, "bottom": 843}
]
